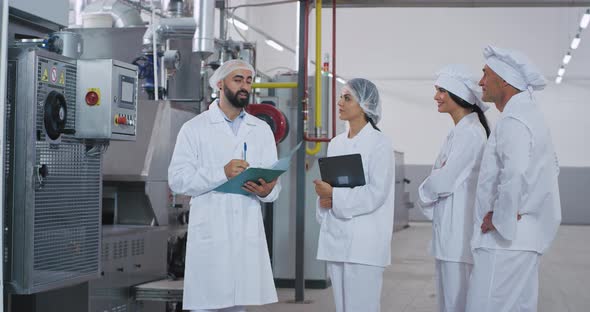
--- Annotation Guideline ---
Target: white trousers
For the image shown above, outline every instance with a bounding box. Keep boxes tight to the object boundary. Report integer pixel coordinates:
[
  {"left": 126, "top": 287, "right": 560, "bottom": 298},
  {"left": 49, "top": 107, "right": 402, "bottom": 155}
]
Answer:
[
  {"left": 435, "top": 259, "right": 472, "bottom": 312},
  {"left": 191, "top": 306, "right": 245, "bottom": 312},
  {"left": 466, "top": 248, "right": 539, "bottom": 312},
  {"left": 327, "top": 261, "right": 385, "bottom": 312}
]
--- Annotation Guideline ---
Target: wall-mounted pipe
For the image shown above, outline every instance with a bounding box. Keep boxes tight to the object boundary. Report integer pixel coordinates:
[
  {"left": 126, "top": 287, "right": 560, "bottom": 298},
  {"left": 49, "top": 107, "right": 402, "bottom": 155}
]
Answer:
[
  {"left": 332, "top": 0, "right": 336, "bottom": 138},
  {"left": 304, "top": 0, "right": 335, "bottom": 155},
  {"left": 306, "top": 0, "right": 323, "bottom": 155},
  {"left": 193, "top": 0, "right": 215, "bottom": 58},
  {"left": 82, "top": 0, "right": 144, "bottom": 28},
  {"left": 252, "top": 82, "right": 298, "bottom": 89}
]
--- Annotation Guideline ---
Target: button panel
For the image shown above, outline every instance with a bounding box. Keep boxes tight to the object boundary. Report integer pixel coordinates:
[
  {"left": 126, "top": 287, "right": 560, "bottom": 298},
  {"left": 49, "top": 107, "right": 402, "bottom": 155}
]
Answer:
[{"left": 113, "top": 113, "right": 136, "bottom": 126}]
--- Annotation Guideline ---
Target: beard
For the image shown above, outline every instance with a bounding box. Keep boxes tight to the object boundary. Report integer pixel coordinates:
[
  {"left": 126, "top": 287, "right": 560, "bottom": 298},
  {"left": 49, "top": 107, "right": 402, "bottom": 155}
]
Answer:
[{"left": 224, "top": 87, "right": 250, "bottom": 108}]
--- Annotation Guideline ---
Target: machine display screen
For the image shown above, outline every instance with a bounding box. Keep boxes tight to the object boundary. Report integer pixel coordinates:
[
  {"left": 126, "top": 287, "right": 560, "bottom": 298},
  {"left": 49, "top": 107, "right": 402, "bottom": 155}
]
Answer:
[
  {"left": 121, "top": 80, "right": 134, "bottom": 103},
  {"left": 118, "top": 75, "right": 136, "bottom": 107}
]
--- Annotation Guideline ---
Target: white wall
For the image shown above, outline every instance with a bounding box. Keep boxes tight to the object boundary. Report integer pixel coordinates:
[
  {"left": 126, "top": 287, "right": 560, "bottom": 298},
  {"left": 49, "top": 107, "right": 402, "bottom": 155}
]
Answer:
[{"left": 236, "top": 4, "right": 590, "bottom": 166}]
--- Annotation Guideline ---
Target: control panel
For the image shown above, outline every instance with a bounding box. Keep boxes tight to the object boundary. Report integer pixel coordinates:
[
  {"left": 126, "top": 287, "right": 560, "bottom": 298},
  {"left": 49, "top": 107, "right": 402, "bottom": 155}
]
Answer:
[{"left": 76, "top": 59, "right": 138, "bottom": 141}]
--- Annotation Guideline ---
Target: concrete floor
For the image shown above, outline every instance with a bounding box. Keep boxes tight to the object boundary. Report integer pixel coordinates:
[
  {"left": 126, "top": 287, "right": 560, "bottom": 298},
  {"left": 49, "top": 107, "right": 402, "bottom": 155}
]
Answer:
[{"left": 249, "top": 222, "right": 590, "bottom": 312}]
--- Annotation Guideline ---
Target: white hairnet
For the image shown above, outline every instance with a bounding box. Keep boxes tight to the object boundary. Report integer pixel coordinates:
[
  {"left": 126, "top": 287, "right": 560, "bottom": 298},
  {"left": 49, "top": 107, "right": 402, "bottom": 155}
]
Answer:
[
  {"left": 208, "top": 59, "right": 255, "bottom": 90},
  {"left": 483, "top": 45, "right": 546, "bottom": 92},
  {"left": 435, "top": 64, "right": 490, "bottom": 112},
  {"left": 344, "top": 78, "right": 382, "bottom": 124}
]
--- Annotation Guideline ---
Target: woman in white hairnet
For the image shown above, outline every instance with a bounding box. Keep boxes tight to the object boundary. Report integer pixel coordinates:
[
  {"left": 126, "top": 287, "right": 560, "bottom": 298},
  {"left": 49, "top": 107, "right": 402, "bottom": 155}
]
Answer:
[
  {"left": 418, "top": 64, "right": 490, "bottom": 312},
  {"left": 313, "top": 78, "right": 394, "bottom": 312}
]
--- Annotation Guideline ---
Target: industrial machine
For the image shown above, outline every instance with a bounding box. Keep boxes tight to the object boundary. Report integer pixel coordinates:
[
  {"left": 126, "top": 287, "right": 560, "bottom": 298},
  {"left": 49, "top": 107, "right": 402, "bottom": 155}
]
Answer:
[
  {"left": 3, "top": 41, "right": 140, "bottom": 312},
  {"left": 4, "top": 47, "right": 99, "bottom": 295}
]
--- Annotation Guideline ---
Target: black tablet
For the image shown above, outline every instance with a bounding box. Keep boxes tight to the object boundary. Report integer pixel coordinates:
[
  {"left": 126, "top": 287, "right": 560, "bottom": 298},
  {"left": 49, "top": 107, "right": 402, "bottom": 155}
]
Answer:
[{"left": 318, "top": 154, "right": 366, "bottom": 187}]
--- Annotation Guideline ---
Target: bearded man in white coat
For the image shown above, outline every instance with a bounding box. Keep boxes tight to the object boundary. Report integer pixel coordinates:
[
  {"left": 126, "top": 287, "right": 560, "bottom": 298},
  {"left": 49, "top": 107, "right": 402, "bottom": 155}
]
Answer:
[
  {"left": 168, "top": 59, "right": 281, "bottom": 312},
  {"left": 465, "top": 46, "right": 562, "bottom": 312}
]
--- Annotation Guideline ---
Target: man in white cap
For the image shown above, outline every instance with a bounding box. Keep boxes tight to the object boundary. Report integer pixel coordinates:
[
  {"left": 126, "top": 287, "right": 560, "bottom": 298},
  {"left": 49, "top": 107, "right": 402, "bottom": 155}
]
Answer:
[
  {"left": 168, "top": 59, "right": 281, "bottom": 312},
  {"left": 465, "top": 46, "right": 562, "bottom": 312}
]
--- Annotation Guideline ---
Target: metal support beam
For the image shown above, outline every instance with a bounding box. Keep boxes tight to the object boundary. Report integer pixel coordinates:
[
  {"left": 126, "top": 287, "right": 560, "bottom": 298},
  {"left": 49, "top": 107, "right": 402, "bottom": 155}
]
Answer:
[{"left": 294, "top": 0, "right": 307, "bottom": 303}]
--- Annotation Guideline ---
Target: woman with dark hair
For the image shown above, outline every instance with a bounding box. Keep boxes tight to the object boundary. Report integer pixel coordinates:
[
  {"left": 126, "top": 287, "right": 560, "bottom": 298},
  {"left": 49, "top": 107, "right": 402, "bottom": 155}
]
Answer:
[
  {"left": 313, "top": 78, "right": 394, "bottom": 312},
  {"left": 418, "top": 65, "right": 490, "bottom": 312}
]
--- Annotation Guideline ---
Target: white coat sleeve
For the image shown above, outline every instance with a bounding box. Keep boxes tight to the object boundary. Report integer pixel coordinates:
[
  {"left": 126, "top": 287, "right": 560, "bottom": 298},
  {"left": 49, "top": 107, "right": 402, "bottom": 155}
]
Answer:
[
  {"left": 418, "top": 130, "right": 481, "bottom": 204},
  {"left": 492, "top": 117, "right": 532, "bottom": 241},
  {"left": 331, "top": 140, "right": 394, "bottom": 219},
  {"left": 168, "top": 124, "right": 228, "bottom": 197},
  {"left": 257, "top": 126, "right": 282, "bottom": 202},
  {"left": 316, "top": 141, "right": 334, "bottom": 223}
]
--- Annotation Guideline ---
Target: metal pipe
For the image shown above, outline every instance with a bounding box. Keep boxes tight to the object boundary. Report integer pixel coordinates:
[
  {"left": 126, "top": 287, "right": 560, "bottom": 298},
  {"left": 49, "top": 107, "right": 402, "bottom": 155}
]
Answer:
[
  {"left": 252, "top": 82, "right": 298, "bottom": 89},
  {"left": 332, "top": 0, "right": 336, "bottom": 138},
  {"left": 294, "top": 0, "right": 307, "bottom": 303},
  {"left": 143, "top": 17, "right": 196, "bottom": 46},
  {"left": 74, "top": 0, "right": 88, "bottom": 26},
  {"left": 306, "top": 0, "right": 324, "bottom": 154},
  {"left": 82, "top": 0, "right": 144, "bottom": 27},
  {"left": 315, "top": 0, "right": 322, "bottom": 132},
  {"left": 302, "top": 1, "right": 330, "bottom": 144},
  {"left": 151, "top": 0, "right": 159, "bottom": 100},
  {"left": 193, "top": 0, "right": 215, "bottom": 58}
]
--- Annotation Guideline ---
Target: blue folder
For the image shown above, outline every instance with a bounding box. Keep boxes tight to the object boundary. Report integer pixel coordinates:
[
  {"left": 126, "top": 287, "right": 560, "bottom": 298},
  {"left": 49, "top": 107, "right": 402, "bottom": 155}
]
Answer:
[{"left": 213, "top": 142, "right": 302, "bottom": 196}]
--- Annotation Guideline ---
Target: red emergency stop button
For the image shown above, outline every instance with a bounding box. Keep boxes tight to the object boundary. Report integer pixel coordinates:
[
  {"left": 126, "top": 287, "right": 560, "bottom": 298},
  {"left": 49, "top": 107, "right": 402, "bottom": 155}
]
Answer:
[
  {"left": 85, "top": 91, "right": 99, "bottom": 106},
  {"left": 117, "top": 115, "right": 127, "bottom": 125}
]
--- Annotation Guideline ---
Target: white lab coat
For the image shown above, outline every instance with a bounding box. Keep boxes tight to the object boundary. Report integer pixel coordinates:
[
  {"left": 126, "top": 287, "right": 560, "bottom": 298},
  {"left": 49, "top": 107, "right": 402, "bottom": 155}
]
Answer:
[
  {"left": 419, "top": 113, "right": 487, "bottom": 264},
  {"left": 471, "top": 92, "right": 562, "bottom": 253},
  {"left": 316, "top": 123, "right": 395, "bottom": 267},
  {"left": 419, "top": 113, "right": 486, "bottom": 312},
  {"left": 168, "top": 101, "right": 281, "bottom": 310},
  {"left": 467, "top": 92, "right": 561, "bottom": 312}
]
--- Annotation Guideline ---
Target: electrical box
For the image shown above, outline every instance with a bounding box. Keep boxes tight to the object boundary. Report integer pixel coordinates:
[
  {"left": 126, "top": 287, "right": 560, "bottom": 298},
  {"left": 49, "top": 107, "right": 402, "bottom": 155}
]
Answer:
[{"left": 76, "top": 59, "right": 138, "bottom": 141}]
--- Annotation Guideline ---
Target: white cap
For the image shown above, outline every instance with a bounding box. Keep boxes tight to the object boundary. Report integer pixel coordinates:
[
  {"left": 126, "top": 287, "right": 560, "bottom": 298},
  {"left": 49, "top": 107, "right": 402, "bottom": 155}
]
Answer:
[
  {"left": 483, "top": 45, "right": 547, "bottom": 92},
  {"left": 208, "top": 59, "right": 255, "bottom": 90},
  {"left": 435, "top": 64, "right": 490, "bottom": 112}
]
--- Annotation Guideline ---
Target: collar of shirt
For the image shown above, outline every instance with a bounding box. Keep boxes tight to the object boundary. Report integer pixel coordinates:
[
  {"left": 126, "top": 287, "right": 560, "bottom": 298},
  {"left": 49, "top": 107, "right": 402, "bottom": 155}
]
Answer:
[
  {"left": 221, "top": 108, "right": 246, "bottom": 122},
  {"left": 220, "top": 107, "right": 246, "bottom": 136}
]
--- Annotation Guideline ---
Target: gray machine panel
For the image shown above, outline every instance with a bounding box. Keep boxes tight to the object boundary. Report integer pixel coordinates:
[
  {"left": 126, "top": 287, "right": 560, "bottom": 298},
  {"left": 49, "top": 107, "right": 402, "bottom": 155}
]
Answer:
[
  {"left": 4, "top": 48, "right": 101, "bottom": 294},
  {"left": 76, "top": 59, "right": 138, "bottom": 141}
]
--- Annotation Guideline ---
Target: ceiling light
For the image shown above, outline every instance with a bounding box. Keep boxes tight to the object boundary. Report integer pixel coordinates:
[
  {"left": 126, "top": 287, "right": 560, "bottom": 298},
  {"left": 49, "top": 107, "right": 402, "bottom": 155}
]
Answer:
[
  {"left": 562, "top": 52, "right": 572, "bottom": 64},
  {"left": 557, "top": 66, "right": 565, "bottom": 76},
  {"left": 336, "top": 77, "right": 346, "bottom": 84},
  {"left": 265, "top": 39, "right": 284, "bottom": 51},
  {"left": 580, "top": 9, "right": 590, "bottom": 29},
  {"left": 555, "top": 76, "right": 563, "bottom": 84},
  {"left": 571, "top": 34, "right": 581, "bottom": 50},
  {"left": 228, "top": 18, "right": 248, "bottom": 31}
]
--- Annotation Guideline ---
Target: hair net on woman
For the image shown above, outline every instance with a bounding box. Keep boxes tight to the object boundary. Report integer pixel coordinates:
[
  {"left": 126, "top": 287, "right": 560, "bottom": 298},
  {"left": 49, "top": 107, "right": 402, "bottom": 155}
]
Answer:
[
  {"left": 344, "top": 78, "right": 382, "bottom": 124},
  {"left": 208, "top": 59, "right": 256, "bottom": 90}
]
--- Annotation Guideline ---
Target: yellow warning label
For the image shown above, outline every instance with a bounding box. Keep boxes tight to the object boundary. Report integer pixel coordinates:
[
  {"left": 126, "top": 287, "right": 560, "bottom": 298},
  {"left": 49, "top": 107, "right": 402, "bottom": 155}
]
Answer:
[
  {"left": 59, "top": 72, "right": 65, "bottom": 85},
  {"left": 41, "top": 68, "right": 49, "bottom": 82},
  {"left": 87, "top": 88, "right": 101, "bottom": 106}
]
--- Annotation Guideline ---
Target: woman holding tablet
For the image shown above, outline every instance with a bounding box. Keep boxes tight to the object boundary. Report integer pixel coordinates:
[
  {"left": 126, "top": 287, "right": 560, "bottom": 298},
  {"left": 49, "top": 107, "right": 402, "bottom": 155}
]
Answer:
[{"left": 313, "top": 78, "right": 395, "bottom": 312}]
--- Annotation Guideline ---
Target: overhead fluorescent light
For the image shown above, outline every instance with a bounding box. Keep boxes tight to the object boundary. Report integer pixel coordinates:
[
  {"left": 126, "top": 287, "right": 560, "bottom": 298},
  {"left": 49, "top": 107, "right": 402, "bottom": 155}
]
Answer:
[
  {"left": 557, "top": 66, "right": 565, "bottom": 76},
  {"left": 581, "top": 9, "right": 590, "bottom": 29},
  {"left": 555, "top": 76, "right": 563, "bottom": 84},
  {"left": 228, "top": 18, "right": 248, "bottom": 31},
  {"left": 336, "top": 77, "right": 346, "bottom": 84},
  {"left": 571, "top": 34, "right": 581, "bottom": 49},
  {"left": 562, "top": 52, "right": 572, "bottom": 64},
  {"left": 265, "top": 39, "right": 284, "bottom": 51}
]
